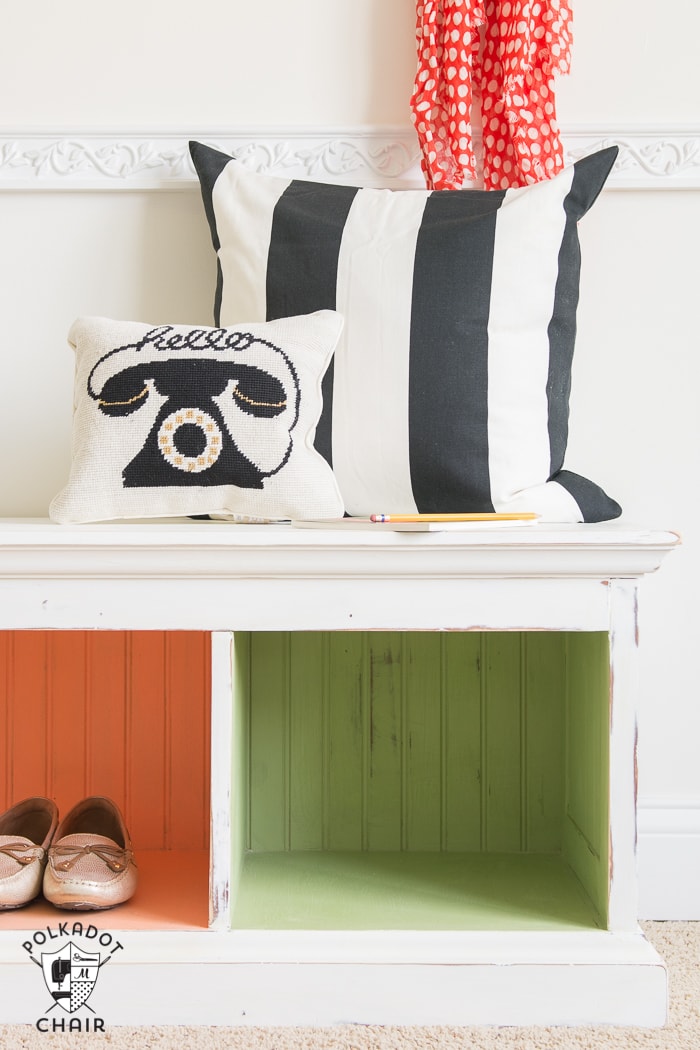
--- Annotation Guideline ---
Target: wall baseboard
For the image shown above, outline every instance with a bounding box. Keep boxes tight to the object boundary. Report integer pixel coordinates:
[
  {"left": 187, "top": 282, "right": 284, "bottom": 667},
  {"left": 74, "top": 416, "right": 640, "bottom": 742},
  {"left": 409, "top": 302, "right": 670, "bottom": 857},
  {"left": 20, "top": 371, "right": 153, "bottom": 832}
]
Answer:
[
  {"left": 0, "top": 125, "right": 698, "bottom": 191},
  {"left": 638, "top": 798, "right": 700, "bottom": 919}
]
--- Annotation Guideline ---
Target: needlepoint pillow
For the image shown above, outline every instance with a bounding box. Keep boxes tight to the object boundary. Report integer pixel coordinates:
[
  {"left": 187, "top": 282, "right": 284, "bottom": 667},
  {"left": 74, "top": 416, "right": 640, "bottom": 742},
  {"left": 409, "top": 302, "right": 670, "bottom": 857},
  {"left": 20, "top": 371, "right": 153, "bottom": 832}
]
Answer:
[
  {"left": 190, "top": 140, "right": 622, "bottom": 523},
  {"left": 49, "top": 312, "right": 345, "bottom": 524}
]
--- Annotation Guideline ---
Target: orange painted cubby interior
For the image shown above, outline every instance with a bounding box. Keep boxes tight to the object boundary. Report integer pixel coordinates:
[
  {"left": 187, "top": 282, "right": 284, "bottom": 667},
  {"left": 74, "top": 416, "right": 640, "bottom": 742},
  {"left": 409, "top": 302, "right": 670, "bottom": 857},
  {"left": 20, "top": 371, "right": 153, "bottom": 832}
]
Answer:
[{"left": 0, "top": 631, "right": 211, "bottom": 851}]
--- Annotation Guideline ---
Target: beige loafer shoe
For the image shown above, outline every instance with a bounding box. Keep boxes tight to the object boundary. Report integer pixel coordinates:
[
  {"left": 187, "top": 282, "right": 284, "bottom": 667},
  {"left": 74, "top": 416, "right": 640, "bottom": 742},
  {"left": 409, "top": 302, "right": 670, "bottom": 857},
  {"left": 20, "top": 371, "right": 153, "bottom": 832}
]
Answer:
[
  {"left": 43, "top": 796, "right": 137, "bottom": 911},
  {"left": 0, "top": 797, "right": 59, "bottom": 909}
]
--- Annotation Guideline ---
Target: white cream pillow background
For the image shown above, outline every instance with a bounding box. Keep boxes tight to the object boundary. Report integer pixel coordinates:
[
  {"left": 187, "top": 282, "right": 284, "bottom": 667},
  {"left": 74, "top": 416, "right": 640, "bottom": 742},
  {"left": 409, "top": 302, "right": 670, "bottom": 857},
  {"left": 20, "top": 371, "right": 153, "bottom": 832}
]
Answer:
[{"left": 50, "top": 312, "right": 345, "bottom": 524}]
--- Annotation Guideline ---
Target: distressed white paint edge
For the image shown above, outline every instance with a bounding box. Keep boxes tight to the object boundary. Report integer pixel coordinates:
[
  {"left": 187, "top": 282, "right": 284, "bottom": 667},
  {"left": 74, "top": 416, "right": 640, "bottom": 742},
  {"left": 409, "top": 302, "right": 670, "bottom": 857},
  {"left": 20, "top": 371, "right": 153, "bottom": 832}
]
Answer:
[
  {"left": 607, "top": 578, "right": 640, "bottom": 931},
  {"left": 0, "top": 125, "right": 698, "bottom": 190},
  {"left": 208, "top": 632, "right": 233, "bottom": 930},
  {"left": 638, "top": 798, "right": 700, "bottom": 919}
]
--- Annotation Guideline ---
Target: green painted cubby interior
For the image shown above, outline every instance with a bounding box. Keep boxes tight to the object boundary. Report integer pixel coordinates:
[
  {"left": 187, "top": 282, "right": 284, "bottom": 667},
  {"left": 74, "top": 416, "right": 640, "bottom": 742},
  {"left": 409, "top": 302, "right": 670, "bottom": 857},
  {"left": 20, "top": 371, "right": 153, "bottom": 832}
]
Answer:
[{"left": 230, "top": 631, "right": 610, "bottom": 931}]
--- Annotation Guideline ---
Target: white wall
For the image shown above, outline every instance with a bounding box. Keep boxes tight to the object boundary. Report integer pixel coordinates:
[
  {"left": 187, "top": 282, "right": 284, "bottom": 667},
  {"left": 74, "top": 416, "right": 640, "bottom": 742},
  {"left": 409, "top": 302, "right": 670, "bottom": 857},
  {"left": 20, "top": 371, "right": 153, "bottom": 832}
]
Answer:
[
  {"left": 1, "top": 0, "right": 699, "bottom": 915},
  {"left": 1, "top": 0, "right": 416, "bottom": 126},
  {"left": 556, "top": 1, "right": 699, "bottom": 123}
]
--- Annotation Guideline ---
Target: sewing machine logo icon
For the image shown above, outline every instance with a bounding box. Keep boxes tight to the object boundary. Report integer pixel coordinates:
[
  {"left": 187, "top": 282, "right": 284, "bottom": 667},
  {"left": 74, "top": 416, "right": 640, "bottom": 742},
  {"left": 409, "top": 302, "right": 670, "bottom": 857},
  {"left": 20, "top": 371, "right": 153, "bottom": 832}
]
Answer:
[{"left": 41, "top": 941, "right": 101, "bottom": 1014}]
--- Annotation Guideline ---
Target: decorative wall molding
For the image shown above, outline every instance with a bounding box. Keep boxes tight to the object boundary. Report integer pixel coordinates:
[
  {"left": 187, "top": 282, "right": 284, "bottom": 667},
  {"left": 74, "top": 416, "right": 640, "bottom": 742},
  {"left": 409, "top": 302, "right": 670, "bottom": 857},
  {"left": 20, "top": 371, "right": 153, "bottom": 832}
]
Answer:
[
  {"left": 0, "top": 126, "right": 698, "bottom": 191},
  {"left": 563, "top": 126, "right": 700, "bottom": 190},
  {"left": 0, "top": 127, "right": 423, "bottom": 191}
]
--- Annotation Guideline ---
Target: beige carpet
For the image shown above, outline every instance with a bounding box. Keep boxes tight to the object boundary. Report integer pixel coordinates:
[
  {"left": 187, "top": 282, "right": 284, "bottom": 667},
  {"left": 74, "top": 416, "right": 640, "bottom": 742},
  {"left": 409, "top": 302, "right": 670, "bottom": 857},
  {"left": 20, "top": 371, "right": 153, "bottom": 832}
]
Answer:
[{"left": 1, "top": 923, "right": 698, "bottom": 1049}]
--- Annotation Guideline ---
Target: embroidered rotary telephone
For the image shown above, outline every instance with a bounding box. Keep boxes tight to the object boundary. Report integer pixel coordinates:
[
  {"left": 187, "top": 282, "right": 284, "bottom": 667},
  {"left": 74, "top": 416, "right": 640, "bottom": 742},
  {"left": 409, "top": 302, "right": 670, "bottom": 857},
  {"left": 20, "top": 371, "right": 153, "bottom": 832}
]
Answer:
[{"left": 87, "top": 326, "right": 301, "bottom": 489}]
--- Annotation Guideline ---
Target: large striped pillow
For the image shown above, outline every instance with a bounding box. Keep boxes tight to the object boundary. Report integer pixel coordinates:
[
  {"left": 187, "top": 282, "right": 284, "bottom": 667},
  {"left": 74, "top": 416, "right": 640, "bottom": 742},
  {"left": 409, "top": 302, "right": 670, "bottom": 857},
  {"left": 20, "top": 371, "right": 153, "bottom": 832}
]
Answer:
[{"left": 190, "top": 141, "right": 621, "bottom": 522}]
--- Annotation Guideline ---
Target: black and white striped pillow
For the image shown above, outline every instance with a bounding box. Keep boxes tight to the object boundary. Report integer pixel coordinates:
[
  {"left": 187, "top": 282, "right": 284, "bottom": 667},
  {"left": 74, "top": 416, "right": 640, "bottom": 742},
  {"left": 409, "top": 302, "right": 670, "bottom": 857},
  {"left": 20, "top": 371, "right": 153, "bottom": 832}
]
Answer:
[{"left": 190, "top": 141, "right": 621, "bottom": 522}]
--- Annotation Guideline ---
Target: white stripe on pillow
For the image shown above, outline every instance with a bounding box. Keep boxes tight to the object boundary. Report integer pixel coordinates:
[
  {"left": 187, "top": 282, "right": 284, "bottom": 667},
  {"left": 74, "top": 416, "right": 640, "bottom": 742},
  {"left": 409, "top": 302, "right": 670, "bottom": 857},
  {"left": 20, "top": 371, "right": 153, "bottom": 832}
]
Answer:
[
  {"left": 486, "top": 168, "right": 573, "bottom": 505},
  {"left": 492, "top": 479, "right": 582, "bottom": 519},
  {"left": 333, "top": 189, "right": 428, "bottom": 514},
  {"left": 214, "top": 164, "right": 291, "bottom": 325}
]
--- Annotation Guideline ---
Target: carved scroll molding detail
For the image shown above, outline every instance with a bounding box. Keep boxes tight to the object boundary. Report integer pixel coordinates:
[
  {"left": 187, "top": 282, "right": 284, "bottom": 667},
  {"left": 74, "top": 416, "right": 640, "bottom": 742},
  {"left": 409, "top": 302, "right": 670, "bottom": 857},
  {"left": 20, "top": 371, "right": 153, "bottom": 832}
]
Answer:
[
  {"left": 563, "top": 127, "right": 700, "bottom": 189},
  {"left": 1, "top": 126, "right": 698, "bottom": 191}
]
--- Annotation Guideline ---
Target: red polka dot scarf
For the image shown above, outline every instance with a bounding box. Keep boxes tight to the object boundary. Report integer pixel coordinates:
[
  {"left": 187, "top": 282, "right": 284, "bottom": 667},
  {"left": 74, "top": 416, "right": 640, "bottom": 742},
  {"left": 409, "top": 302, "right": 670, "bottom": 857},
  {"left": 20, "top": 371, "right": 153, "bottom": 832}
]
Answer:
[{"left": 410, "top": 1, "right": 572, "bottom": 190}]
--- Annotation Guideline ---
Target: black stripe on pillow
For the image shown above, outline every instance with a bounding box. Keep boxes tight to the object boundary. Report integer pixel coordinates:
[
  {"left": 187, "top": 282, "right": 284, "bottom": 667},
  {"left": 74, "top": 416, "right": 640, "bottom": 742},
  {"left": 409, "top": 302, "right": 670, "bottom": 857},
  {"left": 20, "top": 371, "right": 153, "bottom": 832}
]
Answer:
[
  {"left": 546, "top": 184, "right": 580, "bottom": 476},
  {"left": 555, "top": 470, "right": 622, "bottom": 523},
  {"left": 409, "top": 189, "right": 505, "bottom": 512},
  {"left": 546, "top": 148, "right": 618, "bottom": 477},
  {"left": 266, "top": 182, "right": 359, "bottom": 468}
]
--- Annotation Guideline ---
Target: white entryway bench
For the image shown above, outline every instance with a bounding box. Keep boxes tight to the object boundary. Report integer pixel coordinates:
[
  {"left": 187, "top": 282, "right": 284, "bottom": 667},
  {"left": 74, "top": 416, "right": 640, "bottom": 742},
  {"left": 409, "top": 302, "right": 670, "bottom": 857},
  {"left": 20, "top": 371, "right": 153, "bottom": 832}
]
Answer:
[{"left": 0, "top": 518, "right": 679, "bottom": 1026}]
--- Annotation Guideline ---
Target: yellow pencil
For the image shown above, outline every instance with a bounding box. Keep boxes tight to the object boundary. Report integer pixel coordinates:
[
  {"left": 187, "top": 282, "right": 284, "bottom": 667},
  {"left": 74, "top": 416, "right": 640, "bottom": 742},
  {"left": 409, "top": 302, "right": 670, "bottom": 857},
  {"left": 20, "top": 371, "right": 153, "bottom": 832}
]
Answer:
[{"left": 369, "top": 512, "right": 539, "bottom": 523}]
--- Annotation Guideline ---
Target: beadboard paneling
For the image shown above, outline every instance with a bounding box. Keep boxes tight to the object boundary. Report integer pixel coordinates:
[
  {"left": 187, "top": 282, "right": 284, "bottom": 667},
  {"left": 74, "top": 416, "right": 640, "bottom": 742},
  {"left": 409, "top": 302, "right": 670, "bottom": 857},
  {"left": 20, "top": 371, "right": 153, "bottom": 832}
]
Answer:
[
  {"left": 0, "top": 631, "right": 211, "bottom": 850},
  {"left": 239, "top": 631, "right": 602, "bottom": 857}
]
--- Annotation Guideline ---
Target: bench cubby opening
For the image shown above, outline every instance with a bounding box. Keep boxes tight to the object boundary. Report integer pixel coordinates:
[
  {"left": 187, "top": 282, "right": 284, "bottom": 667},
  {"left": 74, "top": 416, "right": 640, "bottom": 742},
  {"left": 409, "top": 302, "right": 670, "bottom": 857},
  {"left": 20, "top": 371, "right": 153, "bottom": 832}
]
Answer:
[
  {"left": 0, "top": 630, "right": 211, "bottom": 930},
  {"left": 230, "top": 630, "right": 610, "bottom": 933}
]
